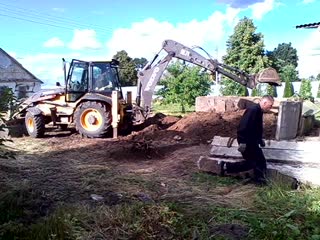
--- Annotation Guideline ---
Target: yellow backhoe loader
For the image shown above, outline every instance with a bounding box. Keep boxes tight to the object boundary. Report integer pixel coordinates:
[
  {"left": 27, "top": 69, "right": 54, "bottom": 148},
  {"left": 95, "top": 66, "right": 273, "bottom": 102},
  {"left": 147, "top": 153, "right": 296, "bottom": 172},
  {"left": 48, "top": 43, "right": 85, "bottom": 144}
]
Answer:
[{"left": 9, "top": 40, "right": 281, "bottom": 138}]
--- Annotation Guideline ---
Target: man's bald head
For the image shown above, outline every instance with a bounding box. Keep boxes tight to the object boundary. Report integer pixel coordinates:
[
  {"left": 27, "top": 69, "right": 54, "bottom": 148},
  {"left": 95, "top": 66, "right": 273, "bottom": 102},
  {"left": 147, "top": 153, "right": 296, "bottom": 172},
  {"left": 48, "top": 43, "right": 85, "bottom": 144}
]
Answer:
[{"left": 259, "top": 95, "right": 274, "bottom": 112}]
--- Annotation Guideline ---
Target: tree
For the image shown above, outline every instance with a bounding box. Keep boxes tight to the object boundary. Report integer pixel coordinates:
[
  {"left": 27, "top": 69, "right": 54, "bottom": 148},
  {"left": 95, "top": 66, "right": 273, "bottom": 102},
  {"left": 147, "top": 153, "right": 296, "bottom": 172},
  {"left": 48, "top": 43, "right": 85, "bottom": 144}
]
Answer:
[
  {"left": 266, "top": 85, "right": 278, "bottom": 97},
  {"left": 251, "top": 87, "right": 259, "bottom": 97},
  {"left": 220, "top": 17, "right": 269, "bottom": 96},
  {"left": 158, "top": 61, "right": 211, "bottom": 113},
  {"left": 281, "top": 64, "right": 296, "bottom": 98},
  {"left": 267, "top": 42, "right": 299, "bottom": 74},
  {"left": 317, "top": 83, "right": 320, "bottom": 98},
  {"left": 299, "top": 78, "right": 313, "bottom": 100},
  {"left": 250, "top": 84, "right": 265, "bottom": 97},
  {"left": 308, "top": 75, "right": 316, "bottom": 81},
  {"left": 133, "top": 57, "right": 148, "bottom": 70},
  {"left": 0, "top": 87, "right": 15, "bottom": 159},
  {"left": 0, "top": 87, "right": 16, "bottom": 114},
  {"left": 113, "top": 50, "right": 138, "bottom": 86},
  {"left": 283, "top": 78, "right": 294, "bottom": 98},
  {"left": 316, "top": 74, "right": 320, "bottom": 98},
  {"left": 279, "top": 64, "right": 298, "bottom": 82}
]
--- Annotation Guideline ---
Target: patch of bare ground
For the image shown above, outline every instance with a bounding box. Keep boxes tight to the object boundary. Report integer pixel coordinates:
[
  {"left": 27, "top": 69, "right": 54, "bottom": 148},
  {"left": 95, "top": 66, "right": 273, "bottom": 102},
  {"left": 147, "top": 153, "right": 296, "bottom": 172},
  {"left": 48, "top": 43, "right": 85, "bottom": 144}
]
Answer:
[{"left": 1, "top": 110, "right": 277, "bottom": 220}]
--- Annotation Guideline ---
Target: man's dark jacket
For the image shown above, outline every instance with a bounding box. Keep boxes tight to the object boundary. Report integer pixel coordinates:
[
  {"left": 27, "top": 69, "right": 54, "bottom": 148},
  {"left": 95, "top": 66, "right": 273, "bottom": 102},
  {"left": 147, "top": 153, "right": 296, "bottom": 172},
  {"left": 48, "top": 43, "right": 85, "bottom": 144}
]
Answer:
[{"left": 237, "top": 103, "right": 263, "bottom": 145}]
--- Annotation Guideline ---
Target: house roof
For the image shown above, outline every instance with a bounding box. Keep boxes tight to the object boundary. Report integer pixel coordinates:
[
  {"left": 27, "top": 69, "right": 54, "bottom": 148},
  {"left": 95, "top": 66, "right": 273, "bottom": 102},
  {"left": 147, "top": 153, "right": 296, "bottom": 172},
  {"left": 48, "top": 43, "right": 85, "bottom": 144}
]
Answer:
[
  {"left": 0, "top": 48, "right": 43, "bottom": 84},
  {"left": 296, "top": 22, "right": 320, "bottom": 29}
]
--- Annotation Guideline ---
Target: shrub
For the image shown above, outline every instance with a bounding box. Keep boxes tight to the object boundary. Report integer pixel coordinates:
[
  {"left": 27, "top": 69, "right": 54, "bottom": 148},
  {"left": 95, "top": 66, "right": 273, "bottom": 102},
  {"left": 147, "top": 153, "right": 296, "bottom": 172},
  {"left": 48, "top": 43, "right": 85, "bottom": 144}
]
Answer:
[
  {"left": 283, "top": 78, "right": 294, "bottom": 98},
  {"left": 299, "top": 78, "right": 313, "bottom": 100}
]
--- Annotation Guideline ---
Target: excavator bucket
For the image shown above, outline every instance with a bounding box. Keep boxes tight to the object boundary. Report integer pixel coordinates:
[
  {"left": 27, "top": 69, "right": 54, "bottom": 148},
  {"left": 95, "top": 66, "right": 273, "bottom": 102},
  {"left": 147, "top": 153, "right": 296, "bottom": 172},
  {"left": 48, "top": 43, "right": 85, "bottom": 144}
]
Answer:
[{"left": 255, "top": 67, "right": 282, "bottom": 86}]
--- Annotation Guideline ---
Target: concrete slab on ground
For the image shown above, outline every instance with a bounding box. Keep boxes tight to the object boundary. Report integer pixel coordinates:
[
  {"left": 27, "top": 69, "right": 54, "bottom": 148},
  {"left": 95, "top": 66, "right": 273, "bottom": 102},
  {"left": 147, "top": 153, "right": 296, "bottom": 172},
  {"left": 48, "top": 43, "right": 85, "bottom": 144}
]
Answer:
[{"left": 198, "top": 136, "right": 320, "bottom": 187}]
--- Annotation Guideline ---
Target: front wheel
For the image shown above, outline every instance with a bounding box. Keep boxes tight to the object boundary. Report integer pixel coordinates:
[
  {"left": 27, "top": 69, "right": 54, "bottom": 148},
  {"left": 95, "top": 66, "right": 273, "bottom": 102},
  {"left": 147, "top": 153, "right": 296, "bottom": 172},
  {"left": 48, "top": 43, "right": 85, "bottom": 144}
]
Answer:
[
  {"left": 25, "top": 112, "right": 45, "bottom": 138},
  {"left": 74, "top": 101, "right": 111, "bottom": 138}
]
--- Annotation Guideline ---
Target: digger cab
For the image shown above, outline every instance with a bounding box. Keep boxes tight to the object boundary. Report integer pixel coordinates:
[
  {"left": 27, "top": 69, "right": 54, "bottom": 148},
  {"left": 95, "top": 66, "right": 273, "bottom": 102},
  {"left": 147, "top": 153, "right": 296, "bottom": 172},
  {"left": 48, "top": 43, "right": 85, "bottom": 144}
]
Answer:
[{"left": 64, "top": 59, "right": 123, "bottom": 102}]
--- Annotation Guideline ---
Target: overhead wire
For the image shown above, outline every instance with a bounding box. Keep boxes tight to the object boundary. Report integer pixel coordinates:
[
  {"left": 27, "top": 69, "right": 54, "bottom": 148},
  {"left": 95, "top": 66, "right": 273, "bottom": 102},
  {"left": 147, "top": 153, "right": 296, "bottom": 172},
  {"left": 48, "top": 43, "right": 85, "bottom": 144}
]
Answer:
[
  {"left": 0, "top": 2, "right": 114, "bottom": 35},
  {"left": 0, "top": 2, "right": 114, "bottom": 55}
]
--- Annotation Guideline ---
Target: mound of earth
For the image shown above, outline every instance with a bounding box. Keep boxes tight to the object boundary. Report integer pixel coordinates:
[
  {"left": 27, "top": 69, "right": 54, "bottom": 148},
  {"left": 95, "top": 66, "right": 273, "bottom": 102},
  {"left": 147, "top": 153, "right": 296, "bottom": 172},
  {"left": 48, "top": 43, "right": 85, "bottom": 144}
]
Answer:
[{"left": 130, "top": 111, "right": 278, "bottom": 144}]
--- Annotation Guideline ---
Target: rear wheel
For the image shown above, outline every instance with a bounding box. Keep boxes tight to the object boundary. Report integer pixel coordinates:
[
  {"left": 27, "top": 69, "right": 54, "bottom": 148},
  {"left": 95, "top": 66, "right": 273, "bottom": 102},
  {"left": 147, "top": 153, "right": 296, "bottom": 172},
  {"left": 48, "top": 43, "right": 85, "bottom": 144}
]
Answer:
[
  {"left": 25, "top": 112, "right": 45, "bottom": 138},
  {"left": 74, "top": 101, "right": 111, "bottom": 138}
]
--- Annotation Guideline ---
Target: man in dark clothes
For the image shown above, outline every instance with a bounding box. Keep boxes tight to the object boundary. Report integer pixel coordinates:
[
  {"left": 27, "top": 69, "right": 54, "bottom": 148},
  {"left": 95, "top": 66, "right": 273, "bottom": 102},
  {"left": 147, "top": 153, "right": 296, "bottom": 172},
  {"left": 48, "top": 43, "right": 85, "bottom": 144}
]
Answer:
[{"left": 224, "top": 95, "right": 274, "bottom": 183}]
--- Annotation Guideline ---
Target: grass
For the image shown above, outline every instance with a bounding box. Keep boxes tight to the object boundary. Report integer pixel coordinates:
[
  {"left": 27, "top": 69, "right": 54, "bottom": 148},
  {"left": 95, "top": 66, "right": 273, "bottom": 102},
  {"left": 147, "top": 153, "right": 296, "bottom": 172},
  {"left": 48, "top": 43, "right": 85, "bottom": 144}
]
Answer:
[
  {"left": 152, "top": 101, "right": 195, "bottom": 116},
  {"left": 191, "top": 172, "right": 239, "bottom": 186},
  {"left": 2, "top": 177, "right": 320, "bottom": 239},
  {"left": 0, "top": 183, "right": 85, "bottom": 240},
  {"left": 2, "top": 100, "right": 320, "bottom": 239}
]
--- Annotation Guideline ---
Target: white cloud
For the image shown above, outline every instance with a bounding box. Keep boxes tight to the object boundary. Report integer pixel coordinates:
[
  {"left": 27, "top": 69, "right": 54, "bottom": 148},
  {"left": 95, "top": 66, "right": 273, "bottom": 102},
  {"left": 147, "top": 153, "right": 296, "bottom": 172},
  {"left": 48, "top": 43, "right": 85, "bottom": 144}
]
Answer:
[
  {"left": 18, "top": 53, "right": 85, "bottom": 86},
  {"left": 68, "top": 29, "right": 103, "bottom": 50},
  {"left": 15, "top": 0, "right": 286, "bottom": 87},
  {"left": 106, "top": 8, "right": 240, "bottom": 61},
  {"left": 302, "top": 0, "right": 315, "bottom": 4},
  {"left": 19, "top": 53, "right": 66, "bottom": 86},
  {"left": 43, "top": 37, "right": 64, "bottom": 48},
  {"left": 52, "top": 8, "right": 65, "bottom": 12},
  {"left": 249, "top": 0, "right": 276, "bottom": 20},
  {"left": 297, "top": 28, "right": 320, "bottom": 78}
]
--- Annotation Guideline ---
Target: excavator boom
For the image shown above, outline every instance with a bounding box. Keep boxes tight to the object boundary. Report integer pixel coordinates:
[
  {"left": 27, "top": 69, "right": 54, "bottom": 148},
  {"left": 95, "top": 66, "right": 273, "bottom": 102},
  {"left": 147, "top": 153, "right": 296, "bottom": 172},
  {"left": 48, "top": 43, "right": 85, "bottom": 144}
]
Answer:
[{"left": 136, "top": 39, "right": 281, "bottom": 112}]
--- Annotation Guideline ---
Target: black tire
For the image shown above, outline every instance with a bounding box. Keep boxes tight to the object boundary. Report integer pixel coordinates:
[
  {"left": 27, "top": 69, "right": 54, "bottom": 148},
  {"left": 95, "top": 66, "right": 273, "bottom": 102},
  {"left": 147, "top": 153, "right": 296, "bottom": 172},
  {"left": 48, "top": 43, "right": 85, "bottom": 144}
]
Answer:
[
  {"left": 74, "top": 101, "right": 111, "bottom": 138},
  {"left": 25, "top": 112, "right": 45, "bottom": 138}
]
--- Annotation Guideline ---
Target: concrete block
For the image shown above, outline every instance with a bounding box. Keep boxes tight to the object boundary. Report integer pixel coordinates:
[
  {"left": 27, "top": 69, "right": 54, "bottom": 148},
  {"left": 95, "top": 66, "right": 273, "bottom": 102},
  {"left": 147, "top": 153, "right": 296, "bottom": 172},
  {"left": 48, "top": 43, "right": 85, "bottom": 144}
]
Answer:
[
  {"left": 203, "top": 136, "right": 320, "bottom": 187},
  {"left": 197, "top": 155, "right": 244, "bottom": 175},
  {"left": 298, "top": 115, "right": 315, "bottom": 136},
  {"left": 195, "top": 96, "right": 280, "bottom": 113},
  {"left": 197, "top": 155, "right": 318, "bottom": 188},
  {"left": 195, "top": 96, "right": 216, "bottom": 112},
  {"left": 215, "top": 98, "right": 226, "bottom": 113},
  {"left": 276, "top": 101, "right": 302, "bottom": 140}
]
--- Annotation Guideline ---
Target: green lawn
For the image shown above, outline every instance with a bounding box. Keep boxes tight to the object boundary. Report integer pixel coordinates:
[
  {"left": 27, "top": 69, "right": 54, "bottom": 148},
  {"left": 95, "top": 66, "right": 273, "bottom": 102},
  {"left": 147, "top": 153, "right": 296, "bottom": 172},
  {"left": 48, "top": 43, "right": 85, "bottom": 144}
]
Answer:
[{"left": 152, "top": 101, "right": 195, "bottom": 116}]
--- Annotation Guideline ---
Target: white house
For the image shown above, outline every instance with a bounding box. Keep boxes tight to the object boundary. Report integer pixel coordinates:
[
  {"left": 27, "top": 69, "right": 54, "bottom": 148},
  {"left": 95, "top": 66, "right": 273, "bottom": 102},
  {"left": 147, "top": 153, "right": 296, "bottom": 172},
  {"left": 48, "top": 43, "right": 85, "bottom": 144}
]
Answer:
[{"left": 0, "top": 48, "right": 42, "bottom": 99}]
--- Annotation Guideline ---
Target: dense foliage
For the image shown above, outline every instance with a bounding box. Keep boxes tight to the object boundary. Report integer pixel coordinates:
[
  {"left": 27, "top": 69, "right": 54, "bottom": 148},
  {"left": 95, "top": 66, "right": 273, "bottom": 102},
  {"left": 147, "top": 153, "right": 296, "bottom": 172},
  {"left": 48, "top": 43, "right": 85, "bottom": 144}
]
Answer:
[
  {"left": 158, "top": 61, "right": 211, "bottom": 113},
  {"left": 0, "top": 87, "right": 16, "bottom": 158},
  {"left": 299, "top": 78, "right": 313, "bottom": 100},
  {"left": 267, "top": 42, "right": 299, "bottom": 74},
  {"left": 283, "top": 79, "right": 295, "bottom": 98},
  {"left": 221, "top": 17, "right": 269, "bottom": 96},
  {"left": 266, "top": 85, "right": 278, "bottom": 97},
  {"left": 112, "top": 51, "right": 148, "bottom": 86},
  {"left": 113, "top": 50, "right": 138, "bottom": 86}
]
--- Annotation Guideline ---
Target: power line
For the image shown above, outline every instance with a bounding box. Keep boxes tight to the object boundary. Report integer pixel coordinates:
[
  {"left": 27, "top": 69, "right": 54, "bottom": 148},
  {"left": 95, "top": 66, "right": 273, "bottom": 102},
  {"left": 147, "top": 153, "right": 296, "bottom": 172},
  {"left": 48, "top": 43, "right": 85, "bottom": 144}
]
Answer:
[
  {"left": 0, "top": 2, "right": 114, "bottom": 35},
  {"left": 0, "top": 12, "right": 79, "bottom": 31},
  {"left": 0, "top": 2, "right": 113, "bottom": 30}
]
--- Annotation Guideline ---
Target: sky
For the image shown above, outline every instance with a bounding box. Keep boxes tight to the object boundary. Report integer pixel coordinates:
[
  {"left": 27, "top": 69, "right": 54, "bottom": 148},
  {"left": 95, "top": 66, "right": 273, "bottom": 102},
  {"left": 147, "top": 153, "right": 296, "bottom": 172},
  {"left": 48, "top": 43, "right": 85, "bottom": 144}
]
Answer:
[{"left": 1, "top": 0, "right": 320, "bottom": 87}]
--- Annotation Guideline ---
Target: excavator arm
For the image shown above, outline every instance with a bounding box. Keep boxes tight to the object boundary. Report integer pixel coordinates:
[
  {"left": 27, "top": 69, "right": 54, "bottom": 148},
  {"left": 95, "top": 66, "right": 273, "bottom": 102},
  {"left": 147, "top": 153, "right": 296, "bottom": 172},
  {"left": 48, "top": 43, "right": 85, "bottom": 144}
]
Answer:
[{"left": 136, "top": 39, "right": 281, "bottom": 115}]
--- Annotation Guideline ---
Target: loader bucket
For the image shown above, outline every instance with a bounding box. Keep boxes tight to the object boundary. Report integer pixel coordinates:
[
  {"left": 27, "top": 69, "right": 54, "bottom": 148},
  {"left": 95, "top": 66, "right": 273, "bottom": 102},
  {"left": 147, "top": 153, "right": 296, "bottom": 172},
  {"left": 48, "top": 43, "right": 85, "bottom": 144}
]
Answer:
[{"left": 255, "top": 67, "right": 281, "bottom": 86}]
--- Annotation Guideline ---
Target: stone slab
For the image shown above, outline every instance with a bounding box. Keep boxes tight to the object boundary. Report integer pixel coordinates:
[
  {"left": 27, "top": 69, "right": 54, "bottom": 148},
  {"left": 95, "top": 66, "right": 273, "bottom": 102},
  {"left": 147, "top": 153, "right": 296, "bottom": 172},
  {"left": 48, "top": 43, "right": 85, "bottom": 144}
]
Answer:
[
  {"left": 198, "top": 155, "right": 320, "bottom": 187},
  {"left": 276, "top": 101, "right": 302, "bottom": 140},
  {"left": 201, "top": 136, "right": 320, "bottom": 187},
  {"left": 210, "top": 136, "right": 320, "bottom": 165}
]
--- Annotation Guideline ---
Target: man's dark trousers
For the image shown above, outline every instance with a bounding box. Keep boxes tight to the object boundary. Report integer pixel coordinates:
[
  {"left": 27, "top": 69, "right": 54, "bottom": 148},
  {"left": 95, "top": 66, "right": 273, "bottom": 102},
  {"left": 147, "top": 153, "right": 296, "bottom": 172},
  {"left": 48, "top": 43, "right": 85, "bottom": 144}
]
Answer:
[{"left": 226, "top": 144, "right": 267, "bottom": 181}]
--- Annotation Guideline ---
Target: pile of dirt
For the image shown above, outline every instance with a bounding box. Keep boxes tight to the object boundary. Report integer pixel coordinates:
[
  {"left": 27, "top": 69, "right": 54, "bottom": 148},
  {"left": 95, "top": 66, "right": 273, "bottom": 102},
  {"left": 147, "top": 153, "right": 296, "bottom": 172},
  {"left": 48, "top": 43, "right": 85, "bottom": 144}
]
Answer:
[{"left": 130, "top": 110, "right": 278, "bottom": 144}]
